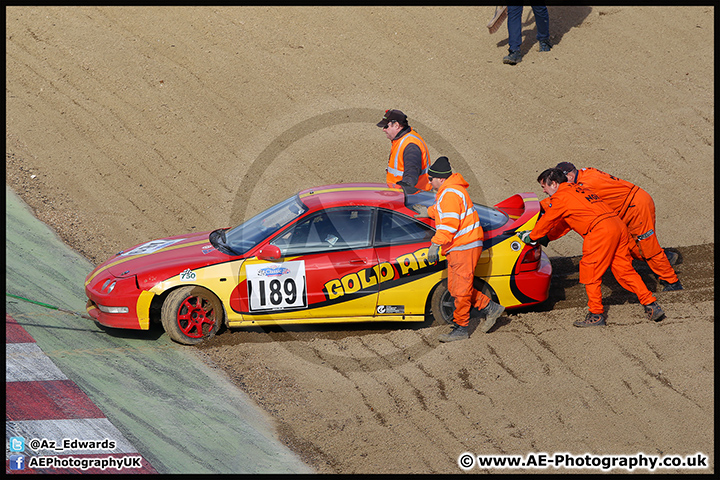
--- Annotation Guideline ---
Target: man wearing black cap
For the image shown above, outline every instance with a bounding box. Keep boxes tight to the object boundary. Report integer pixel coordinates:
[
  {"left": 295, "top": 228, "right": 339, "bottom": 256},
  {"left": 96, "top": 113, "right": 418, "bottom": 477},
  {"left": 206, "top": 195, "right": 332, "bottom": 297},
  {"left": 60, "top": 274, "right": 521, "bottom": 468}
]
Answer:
[
  {"left": 377, "top": 109, "right": 432, "bottom": 191},
  {"left": 555, "top": 162, "right": 682, "bottom": 291},
  {"left": 416, "top": 156, "right": 505, "bottom": 341}
]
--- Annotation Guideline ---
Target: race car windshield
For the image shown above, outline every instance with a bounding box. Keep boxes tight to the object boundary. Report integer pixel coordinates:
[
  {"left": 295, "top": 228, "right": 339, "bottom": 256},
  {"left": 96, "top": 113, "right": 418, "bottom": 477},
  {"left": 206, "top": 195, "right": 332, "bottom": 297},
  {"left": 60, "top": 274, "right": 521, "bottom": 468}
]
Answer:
[{"left": 224, "top": 195, "right": 308, "bottom": 255}]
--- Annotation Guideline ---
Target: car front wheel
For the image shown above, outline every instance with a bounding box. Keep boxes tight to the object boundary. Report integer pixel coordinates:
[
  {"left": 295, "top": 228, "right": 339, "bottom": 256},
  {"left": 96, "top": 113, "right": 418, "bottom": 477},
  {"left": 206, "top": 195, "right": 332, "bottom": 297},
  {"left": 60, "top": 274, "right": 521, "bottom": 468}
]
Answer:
[
  {"left": 161, "top": 286, "right": 224, "bottom": 345},
  {"left": 430, "top": 278, "right": 497, "bottom": 325}
]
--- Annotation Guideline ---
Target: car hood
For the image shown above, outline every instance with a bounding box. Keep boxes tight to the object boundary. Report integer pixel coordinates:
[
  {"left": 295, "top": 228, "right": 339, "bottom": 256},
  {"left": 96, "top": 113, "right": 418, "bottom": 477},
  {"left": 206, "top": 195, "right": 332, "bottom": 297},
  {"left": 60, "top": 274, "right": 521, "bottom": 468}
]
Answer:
[{"left": 88, "top": 230, "right": 233, "bottom": 286}]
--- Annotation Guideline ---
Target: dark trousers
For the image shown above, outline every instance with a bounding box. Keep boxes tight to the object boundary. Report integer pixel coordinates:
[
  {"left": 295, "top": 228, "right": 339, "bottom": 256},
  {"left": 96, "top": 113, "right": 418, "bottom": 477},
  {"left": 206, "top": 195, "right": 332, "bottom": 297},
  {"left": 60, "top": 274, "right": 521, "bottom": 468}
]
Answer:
[{"left": 507, "top": 6, "right": 550, "bottom": 52}]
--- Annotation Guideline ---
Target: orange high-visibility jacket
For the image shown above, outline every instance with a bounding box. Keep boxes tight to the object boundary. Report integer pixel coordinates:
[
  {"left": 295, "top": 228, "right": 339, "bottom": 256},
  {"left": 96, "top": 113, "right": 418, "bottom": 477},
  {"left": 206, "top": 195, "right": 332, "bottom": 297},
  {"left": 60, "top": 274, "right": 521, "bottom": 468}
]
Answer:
[
  {"left": 428, "top": 173, "right": 484, "bottom": 253},
  {"left": 386, "top": 128, "right": 431, "bottom": 191}
]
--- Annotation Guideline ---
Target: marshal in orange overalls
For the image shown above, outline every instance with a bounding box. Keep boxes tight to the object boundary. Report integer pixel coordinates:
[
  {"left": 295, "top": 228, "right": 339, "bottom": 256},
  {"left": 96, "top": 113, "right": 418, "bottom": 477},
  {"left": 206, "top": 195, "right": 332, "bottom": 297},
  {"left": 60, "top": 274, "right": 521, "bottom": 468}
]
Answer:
[
  {"left": 574, "top": 167, "right": 678, "bottom": 284},
  {"left": 529, "top": 182, "right": 657, "bottom": 315},
  {"left": 428, "top": 173, "right": 489, "bottom": 326}
]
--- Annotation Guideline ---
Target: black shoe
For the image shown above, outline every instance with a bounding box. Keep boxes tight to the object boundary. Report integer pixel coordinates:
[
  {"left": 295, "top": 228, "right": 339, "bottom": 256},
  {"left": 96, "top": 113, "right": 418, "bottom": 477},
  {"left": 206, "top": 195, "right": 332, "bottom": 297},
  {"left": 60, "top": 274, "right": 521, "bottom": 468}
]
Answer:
[
  {"left": 662, "top": 280, "right": 683, "bottom": 291},
  {"left": 644, "top": 302, "right": 666, "bottom": 322},
  {"left": 503, "top": 50, "right": 522, "bottom": 65},
  {"left": 539, "top": 39, "right": 552, "bottom": 52},
  {"left": 438, "top": 324, "right": 469, "bottom": 343},
  {"left": 664, "top": 250, "right": 679, "bottom": 266},
  {"left": 573, "top": 312, "right": 606, "bottom": 327},
  {"left": 478, "top": 301, "right": 505, "bottom": 333}
]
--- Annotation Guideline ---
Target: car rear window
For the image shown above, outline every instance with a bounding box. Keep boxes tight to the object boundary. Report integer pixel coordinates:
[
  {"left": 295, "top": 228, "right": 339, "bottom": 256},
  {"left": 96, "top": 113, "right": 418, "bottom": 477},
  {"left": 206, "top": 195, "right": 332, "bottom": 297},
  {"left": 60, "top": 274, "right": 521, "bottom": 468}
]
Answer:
[
  {"left": 474, "top": 204, "right": 509, "bottom": 231},
  {"left": 404, "top": 190, "right": 509, "bottom": 231}
]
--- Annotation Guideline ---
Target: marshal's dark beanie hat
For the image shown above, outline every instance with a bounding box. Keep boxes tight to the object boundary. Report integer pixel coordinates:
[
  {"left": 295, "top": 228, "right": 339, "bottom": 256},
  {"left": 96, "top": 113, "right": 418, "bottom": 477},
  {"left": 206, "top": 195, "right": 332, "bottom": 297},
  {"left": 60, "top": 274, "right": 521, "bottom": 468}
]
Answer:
[{"left": 428, "top": 156, "right": 452, "bottom": 179}]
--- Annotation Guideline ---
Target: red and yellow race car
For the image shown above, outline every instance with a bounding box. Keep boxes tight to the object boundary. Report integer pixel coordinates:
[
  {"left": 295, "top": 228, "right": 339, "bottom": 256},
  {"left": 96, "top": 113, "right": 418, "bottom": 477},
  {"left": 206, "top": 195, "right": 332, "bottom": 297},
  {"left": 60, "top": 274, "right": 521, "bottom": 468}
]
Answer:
[{"left": 85, "top": 183, "right": 551, "bottom": 344}]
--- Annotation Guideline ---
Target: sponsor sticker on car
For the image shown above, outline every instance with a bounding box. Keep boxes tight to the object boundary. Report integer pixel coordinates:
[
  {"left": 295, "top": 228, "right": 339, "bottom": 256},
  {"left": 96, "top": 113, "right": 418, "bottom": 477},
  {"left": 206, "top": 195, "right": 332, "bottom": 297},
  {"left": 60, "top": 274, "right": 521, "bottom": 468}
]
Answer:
[
  {"left": 120, "top": 239, "right": 185, "bottom": 256},
  {"left": 377, "top": 305, "right": 405, "bottom": 314},
  {"left": 180, "top": 268, "right": 196, "bottom": 281}
]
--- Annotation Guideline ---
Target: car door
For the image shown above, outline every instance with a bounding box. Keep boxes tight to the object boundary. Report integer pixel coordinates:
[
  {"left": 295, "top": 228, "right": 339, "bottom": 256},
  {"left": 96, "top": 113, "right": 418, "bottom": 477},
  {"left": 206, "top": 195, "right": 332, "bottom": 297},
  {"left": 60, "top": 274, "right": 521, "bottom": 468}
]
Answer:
[
  {"left": 373, "top": 208, "right": 442, "bottom": 317},
  {"left": 244, "top": 206, "right": 380, "bottom": 320}
]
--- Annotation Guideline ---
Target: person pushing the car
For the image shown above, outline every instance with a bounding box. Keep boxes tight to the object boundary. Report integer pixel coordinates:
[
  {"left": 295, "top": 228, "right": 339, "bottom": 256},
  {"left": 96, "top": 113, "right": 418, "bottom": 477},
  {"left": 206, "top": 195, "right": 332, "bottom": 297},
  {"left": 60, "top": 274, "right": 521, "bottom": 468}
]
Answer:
[
  {"left": 414, "top": 156, "right": 505, "bottom": 342},
  {"left": 555, "top": 162, "right": 682, "bottom": 291},
  {"left": 517, "top": 168, "right": 666, "bottom": 327},
  {"left": 377, "top": 109, "right": 432, "bottom": 192}
]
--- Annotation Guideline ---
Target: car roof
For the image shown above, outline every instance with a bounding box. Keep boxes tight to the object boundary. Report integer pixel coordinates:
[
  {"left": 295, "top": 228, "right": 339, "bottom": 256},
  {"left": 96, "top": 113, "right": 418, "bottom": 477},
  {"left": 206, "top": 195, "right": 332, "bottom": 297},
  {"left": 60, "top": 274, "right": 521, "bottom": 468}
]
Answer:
[{"left": 297, "top": 183, "right": 406, "bottom": 211}]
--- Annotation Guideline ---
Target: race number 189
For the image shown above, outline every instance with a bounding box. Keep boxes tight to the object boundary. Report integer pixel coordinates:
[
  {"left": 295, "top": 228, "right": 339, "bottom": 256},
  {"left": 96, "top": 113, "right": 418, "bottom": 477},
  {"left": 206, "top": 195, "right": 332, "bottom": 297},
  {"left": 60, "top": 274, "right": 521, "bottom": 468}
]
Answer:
[
  {"left": 246, "top": 261, "right": 307, "bottom": 312},
  {"left": 256, "top": 278, "right": 296, "bottom": 307}
]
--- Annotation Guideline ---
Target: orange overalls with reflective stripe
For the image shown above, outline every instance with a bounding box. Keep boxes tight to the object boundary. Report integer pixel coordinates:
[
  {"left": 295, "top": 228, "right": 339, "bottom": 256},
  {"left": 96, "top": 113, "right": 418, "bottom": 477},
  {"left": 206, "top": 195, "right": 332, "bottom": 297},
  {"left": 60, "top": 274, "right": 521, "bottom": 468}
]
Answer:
[
  {"left": 530, "top": 183, "right": 656, "bottom": 314},
  {"left": 575, "top": 167, "right": 678, "bottom": 284},
  {"left": 386, "top": 128, "right": 431, "bottom": 191},
  {"left": 428, "top": 173, "right": 489, "bottom": 326}
]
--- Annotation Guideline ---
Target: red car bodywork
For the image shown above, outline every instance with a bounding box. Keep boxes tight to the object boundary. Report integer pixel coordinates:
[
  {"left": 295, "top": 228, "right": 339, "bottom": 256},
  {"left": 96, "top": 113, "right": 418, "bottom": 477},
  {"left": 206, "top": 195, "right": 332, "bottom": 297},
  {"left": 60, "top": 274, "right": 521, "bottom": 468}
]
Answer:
[{"left": 85, "top": 183, "right": 551, "bottom": 333}]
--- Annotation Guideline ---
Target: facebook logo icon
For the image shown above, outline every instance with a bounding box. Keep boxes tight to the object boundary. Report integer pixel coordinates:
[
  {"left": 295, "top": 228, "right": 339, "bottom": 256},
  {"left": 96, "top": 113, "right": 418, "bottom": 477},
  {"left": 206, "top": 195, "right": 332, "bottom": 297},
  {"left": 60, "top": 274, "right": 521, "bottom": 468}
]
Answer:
[{"left": 10, "top": 455, "right": 25, "bottom": 470}]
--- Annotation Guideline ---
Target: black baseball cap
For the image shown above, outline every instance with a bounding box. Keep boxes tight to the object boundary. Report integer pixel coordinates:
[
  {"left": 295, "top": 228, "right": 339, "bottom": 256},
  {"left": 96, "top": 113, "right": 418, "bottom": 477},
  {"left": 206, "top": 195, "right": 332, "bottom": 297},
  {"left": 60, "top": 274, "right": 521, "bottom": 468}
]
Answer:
[
  {"left": 377, "top": 109, "right": 408, "bottom": 128},
  {"left": 556, "top": 162, "right": 577, "bottom": 174}
]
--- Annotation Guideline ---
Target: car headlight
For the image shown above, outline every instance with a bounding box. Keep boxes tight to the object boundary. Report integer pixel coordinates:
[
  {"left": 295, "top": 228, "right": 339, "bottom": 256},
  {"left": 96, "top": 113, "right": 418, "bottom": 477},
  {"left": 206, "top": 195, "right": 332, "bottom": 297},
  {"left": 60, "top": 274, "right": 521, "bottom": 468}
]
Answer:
[
  {"left": 97, "top": 304, "right": 129, "bottom": 314},
  {"left": 102, "top": 279, "right": 117, "bottom": 293}
]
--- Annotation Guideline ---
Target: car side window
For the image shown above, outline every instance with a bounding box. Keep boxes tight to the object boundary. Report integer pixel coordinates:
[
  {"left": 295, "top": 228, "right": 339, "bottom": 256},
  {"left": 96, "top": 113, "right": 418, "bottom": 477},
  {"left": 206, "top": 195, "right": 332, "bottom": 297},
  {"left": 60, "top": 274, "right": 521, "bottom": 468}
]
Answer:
[
  {"left": 375, "top": 209, "right": 435, "bottom": 245},
  {"left": 272, "top": 208, "right": 374, "bottom": 255}
]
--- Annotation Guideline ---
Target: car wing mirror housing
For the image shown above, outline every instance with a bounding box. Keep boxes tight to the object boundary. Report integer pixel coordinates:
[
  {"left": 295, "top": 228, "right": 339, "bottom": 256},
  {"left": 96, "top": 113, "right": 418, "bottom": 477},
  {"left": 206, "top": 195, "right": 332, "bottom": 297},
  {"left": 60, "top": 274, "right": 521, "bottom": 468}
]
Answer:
[{"left": 257, "top": 244, "right": 282, "bottom": 261}]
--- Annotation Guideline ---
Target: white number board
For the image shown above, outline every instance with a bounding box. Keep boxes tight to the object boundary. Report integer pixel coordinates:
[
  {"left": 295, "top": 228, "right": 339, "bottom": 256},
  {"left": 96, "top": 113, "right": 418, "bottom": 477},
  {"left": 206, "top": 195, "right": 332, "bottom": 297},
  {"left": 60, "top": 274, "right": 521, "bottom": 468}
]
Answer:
[{"left": 246, "top": 260, "right": 307, "bottom": 312}]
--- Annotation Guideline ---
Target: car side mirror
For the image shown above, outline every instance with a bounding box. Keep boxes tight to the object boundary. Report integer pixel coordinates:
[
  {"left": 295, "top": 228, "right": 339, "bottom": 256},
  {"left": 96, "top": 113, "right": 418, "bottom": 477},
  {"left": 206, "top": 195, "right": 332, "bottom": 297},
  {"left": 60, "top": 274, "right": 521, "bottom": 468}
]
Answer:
[{"left": 257, "top": 244, "right": 282, "bottom": 261}]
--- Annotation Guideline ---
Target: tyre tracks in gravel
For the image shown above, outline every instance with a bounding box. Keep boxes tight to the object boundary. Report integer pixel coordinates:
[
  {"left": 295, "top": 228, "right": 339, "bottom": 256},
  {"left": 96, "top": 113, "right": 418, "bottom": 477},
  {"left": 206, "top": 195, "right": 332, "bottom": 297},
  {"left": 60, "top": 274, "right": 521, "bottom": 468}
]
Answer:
[{"left": 198, "top": 243, "right": 714, "bottom": 473}]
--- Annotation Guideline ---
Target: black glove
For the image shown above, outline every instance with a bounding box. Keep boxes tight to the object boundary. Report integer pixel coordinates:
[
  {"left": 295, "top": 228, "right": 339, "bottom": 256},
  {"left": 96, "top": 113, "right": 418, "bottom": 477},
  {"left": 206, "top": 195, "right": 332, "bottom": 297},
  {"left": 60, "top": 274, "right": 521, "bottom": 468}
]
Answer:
[{"left": 397, "top": 181, "right": 419, "bottom": 195}]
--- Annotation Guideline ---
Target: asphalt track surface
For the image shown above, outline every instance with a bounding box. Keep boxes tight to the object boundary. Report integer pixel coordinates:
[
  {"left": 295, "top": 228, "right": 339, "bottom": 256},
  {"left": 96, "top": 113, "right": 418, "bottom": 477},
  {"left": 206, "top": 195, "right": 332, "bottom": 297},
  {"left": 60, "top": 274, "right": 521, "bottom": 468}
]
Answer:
[{"left": 5, "top": 185, "right": 312, "bottom": 474}]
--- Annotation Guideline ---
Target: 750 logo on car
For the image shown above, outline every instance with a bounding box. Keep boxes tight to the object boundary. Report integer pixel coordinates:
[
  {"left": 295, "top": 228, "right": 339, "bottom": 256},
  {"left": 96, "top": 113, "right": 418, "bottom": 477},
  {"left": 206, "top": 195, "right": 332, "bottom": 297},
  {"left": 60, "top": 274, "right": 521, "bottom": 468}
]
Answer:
[{"left": 180, "top": 268, "right": 196, "bottom": 281}]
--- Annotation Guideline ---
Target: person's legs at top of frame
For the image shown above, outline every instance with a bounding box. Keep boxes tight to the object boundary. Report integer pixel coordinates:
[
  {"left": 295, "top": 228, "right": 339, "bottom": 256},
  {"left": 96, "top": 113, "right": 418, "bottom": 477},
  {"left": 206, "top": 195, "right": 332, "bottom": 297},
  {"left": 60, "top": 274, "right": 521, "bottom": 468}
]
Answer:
[
  {"left": 504, "top": 6, "right": 552, "bottom": 65},
  {"left": 503, "top": 6, "right": 524, "bottom": 64},
  {"left": 532, "top": 6, "right": 552, "bottom": 51}
]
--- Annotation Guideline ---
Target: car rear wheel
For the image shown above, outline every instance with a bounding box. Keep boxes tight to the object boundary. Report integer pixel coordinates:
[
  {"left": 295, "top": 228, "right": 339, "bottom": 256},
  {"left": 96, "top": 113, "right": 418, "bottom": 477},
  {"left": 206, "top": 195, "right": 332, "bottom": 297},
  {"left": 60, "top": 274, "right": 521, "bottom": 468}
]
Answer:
[
  {"left": 161, "top": 286, "right": 224, "bottom": 345},
  {"left": 431, "top": 278, "right": 497, "bottom": 325}
]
